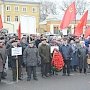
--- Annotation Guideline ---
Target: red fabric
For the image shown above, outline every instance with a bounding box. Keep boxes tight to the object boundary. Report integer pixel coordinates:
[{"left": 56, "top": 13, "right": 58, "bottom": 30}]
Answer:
[
  {"left": 85, "top": 27, "right": 90, "bottom": 38},
  {"left": 60, "top": 2, "right": 76, "bottom": 29},
  {"left": 17, "top": 23, "right": 21, "bottom": 40},
  {"left": 51, "top": 49, "right": 64, "bottom": 70},
  {"left": 0, "top": 15, "right": 3, "bottom": 30},
  {"left": 74, "top": 10, "right": 88, "bottom": 37}
]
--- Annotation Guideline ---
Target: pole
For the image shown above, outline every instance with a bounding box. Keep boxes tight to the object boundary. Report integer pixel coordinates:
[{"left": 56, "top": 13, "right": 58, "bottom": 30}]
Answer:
[{"left": 16, "top": 55, "right": 18, "bottom": 82}]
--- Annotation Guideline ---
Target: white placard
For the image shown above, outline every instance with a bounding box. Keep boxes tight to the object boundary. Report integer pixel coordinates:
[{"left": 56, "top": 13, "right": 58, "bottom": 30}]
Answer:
[
  {"left": 20, "top": 15, "right": 36, "bottom": 34},
  {"left": 50, "top": 46, "right": 59, "bottom": 53},
  {"left": 61, "top": 28, "right": 67, "bottom": 35},
  {"left": 12, "top": 47, "right": 22, "bottom": 56}
]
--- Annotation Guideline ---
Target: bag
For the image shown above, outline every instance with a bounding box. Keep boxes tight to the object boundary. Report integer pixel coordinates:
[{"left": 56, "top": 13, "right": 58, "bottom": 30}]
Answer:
[{"left": 87, "top": 58, "right": 90, "bottom": 64}]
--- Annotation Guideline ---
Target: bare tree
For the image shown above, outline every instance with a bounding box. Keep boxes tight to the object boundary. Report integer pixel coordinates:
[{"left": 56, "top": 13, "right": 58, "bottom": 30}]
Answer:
[
  {"left": 59, "top": 0, "right": 87, "bottom": 15},
  {"left": 40, "top": 1, "right": 57, "bottom": 21}
]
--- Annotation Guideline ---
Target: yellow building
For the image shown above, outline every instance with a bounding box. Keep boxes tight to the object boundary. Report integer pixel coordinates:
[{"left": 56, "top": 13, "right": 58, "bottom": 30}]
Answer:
[
  {"left": 0, "top": 0, "right": 40, "bottom": 33},
  {"left": 0, "top": 1, "right": 2, "bottom": 15},
  {"left": 40, "top": 14, "right": 90, "bottom": 34}
]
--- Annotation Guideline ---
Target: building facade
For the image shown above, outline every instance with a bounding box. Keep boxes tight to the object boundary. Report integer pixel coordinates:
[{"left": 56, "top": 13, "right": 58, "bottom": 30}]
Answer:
[
  {"left": 0, "top": 0, "right": 40, "bottom": 33},
  {"left": 39, "top": 14, "right": 90, "bottom": 35}
]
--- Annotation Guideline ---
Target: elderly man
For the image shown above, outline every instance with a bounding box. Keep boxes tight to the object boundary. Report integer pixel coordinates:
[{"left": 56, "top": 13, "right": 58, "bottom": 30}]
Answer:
[
  {"left": 39, "top": 38, "right": 51, "bottom": 78},
  {"left": 60, "top": 37, "right": 72, "bottom": 76},
  {"left": 23, "top": 41, "right": 40, "bottom": 81},
  {"left": 0, "top": 38, "right": 7, "bottom": 82}
]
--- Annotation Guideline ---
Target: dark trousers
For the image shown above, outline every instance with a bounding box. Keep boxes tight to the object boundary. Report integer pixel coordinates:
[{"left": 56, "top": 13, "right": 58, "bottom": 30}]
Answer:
[
  {"left": 0, "top": 72, "right": 2, "bottom": 82},
  {"left": 63, "top": 60, "right": 71, "bottom": 75},
  {"left": 41, "top": 63, "right": 49, "bottom": 76},
  {"left": 79, "top": 68, "right": 86, "bottom": 73},
  {"left": 12, "top": 67, "right": 22, "bottom": 81},
  {"left": 70, "top": 65, "right": 78, "bottom": 72},
  {"left": 8, "top": 57, "right": 12, "bottom": 68},
  {"left": 27, "top": 66, "right": 37, "bottom": 79}
]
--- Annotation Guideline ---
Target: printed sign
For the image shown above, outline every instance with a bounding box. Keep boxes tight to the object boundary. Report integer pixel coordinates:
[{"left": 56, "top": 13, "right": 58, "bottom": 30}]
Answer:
[{"left": 12, "top": 47, "right": 22, "bottom": 56}]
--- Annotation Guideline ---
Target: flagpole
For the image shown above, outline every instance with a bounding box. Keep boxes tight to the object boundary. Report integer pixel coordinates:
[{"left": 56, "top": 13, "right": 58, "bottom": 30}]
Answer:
[
  {"left": 73, "top": 1, "right": 76, "bottom": 36},
  {"left": 74, "top": 12, "right": 76, "bottom": 36}
]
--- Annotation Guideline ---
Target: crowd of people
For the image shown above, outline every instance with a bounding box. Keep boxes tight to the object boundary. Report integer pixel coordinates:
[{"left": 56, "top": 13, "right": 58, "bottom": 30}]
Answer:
[{"left": 0, "top": 33, "right": 90, "bottom": 82}]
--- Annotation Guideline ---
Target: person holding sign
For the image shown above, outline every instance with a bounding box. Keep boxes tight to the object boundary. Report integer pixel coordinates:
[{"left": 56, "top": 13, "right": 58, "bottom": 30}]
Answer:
[
  {"left": 8, "top": 40, "right": 22, "bottom": 81},
  {"left": 23, "top": 41, "right": 40, "bottom": 81}
]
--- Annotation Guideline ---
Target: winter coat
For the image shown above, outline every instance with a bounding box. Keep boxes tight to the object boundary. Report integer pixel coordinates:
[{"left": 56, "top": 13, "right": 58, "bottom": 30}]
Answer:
[
  {"left": 70, "top": 44, "right": 79, "bottom": 66},
  {"left": 17, "top": 43, "right": 25, "bottom": 67},
  {"left": 39, "top": 44, "right": 51, "bottom": 63},
  {"left": 20, "top": 42, "right": 28, "bottom": 54},
  {"left": 0, "top": 46, "right": 7, "bottom": 65},
  {"left": 6, "top": 41, "right": 12, "bottom": 57},
  {"left": 23, "top": 46, "right": 40, "bottom": 66},
  {"left": 78, "top": 47, "right": 88, "bottom": 69},
  {"left": 0, "top": 46, "right": 7, "bottom": 72},
  {"left": 60, "top": 44, "right": 72, "bottom": 61},
  {"left": 0, "top": 53, "right": 3, "bottom": 72}
]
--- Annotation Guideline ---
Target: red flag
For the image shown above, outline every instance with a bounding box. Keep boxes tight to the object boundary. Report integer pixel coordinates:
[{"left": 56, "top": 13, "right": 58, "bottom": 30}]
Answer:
[
  {"left": 60, "top": 2, "right": 76, "bottom": 29},
  {"left": 0, "top": 15, "right": 3, "bottom": 30},
  {"left": 17, "top": 23, "right": 21, "bottom": 39},
  {"left": 84, "top": 27, "right": 90, "bottom": 38},
  {"left": 74, "top": 10, "right": 88, "bottom": 37}
]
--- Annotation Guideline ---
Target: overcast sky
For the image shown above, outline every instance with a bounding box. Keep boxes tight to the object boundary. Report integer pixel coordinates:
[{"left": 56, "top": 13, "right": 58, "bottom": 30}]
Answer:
[
  {"left": 9, "top": 0, "right": 90, "bottom": 3},
  {"left": 24, "top": 0, "right": 90, "bottom": 3}
]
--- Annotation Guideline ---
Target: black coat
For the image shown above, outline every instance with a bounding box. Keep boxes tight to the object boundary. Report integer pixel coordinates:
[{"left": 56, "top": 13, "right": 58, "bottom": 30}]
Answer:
[{"left": 8, "top": 45, "right": 22, "bottom": 68}]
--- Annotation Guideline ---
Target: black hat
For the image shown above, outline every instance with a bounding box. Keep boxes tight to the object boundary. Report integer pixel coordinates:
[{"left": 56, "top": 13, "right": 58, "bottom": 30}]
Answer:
[
  {"left": 41, "top": 37, "right": 47, "bottom": 41},
  {"left": 11, "top": 40, "right": 17, "bottom": 43}
]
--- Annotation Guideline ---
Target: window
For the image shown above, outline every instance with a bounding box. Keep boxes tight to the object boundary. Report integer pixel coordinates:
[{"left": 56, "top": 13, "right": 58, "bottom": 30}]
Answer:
[
  {"left": 14, "top": 6, "right": 19, "bottom": 11},
  {"left": 54, "top": 27, "right": 59, "bottom": 34},
  {"left": 32, "top": 7, "right": 37, "bottom": 13},
  {"left": 15, "top": 16, "right": 19, "bottom": 22},
  {"left": 22, "top": 7, "right": 27, "bottom": 12},
  {"left": 7, "top": 16, "right": 11, "bottom": 22},
  {"left": 6, "top": 5, "right": 11, "bottom": 11}
]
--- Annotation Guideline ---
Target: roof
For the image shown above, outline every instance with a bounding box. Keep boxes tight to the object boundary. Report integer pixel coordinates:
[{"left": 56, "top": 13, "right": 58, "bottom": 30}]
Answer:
[
  {"left": 46, "top": 13, "right": 90, "bottom": 21},
  {"left": 39, "top": 20, "right": 47, "bottom": 25},
  {"left": 1, "top": 0, "right": 41, "bottom": 4},
  {"left": 39, "top": 13, "right": 90, "bottom": 25},
  {"left": 46, "top": 14, "right": 60, "bottom": 21}
]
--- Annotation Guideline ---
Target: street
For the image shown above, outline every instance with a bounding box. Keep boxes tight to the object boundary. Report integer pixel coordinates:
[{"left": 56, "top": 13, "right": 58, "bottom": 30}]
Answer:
[{"left": 0, "top": 69, "right": 90, "bottom": 90}]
